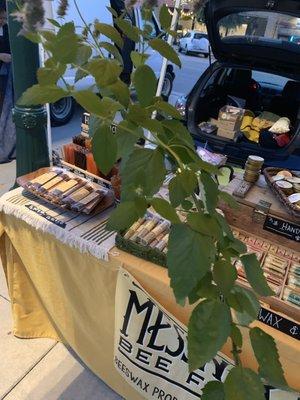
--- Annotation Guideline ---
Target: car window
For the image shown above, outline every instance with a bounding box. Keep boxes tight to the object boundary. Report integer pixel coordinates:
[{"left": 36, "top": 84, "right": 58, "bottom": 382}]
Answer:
[
  {"left": 218, "top": 11, "right": 300, "bottom": 52},
  {"left": 194, "top": 33, "right": 204, "bottom": 40},
  {"left": 252, "top": 70, "right": 291, "bottom": 90},
  {"left": 184, "top": 33, "right": 191, "bottom": 38}
]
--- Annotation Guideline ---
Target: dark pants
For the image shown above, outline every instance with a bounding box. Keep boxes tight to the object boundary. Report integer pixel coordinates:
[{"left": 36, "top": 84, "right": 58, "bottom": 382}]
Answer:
[{"left": 0, "top": 74, "right": 8, "bottom": 115}]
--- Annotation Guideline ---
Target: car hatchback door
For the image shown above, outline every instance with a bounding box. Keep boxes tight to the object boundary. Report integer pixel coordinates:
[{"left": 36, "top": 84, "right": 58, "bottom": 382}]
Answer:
[{"left": 205, "top": 0, "right": 300, "bottom": 77}]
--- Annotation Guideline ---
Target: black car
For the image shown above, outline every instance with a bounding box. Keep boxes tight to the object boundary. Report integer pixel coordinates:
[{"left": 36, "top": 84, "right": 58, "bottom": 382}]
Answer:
[{"left": 175, "top": 0, "right": 300, "bottom": 169}]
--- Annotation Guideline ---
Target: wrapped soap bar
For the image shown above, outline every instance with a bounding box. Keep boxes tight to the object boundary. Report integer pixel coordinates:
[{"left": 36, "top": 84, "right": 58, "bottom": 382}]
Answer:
[
  {"left": 140, "top": 220, "right": 170, "bottom": 246},
  {"left": 283, "top": 288, "right": 300, "bottom": 308},
  {"left": 288, "top": 275, "right": 300, "bottom": 288},
  {"left": 290, "top": 264, "right": 300, "bottom": 277},
  {"left": 149, "top": 232, "right": 166, "bottom": 248},
  {"left": 154, "top": 233, "right": 169, "bottom": 252},
  {"left": 71, "top": 189, "right": 106, "bottom": 213},
  {"left": 47, "top": 178, "right": 81, "bottom": 198},
  {"left": 37, "top": 174, "right": 69, "bottom": 194},
  {"left": 82, "top": 190, "right": 107, "bottom": 214},
  {"left": 129, "top": 218, "right": 150, "bottom": 242},
  {"left": 63, "top": 186, "right": 93, "bottom": 206},
  {"left": 135, "top": 218, "right": 160, "bottom": 243},
  {"left": 26, "top": 169, "right": 63, "bottom": 190},
  {"left": 124, "top": 218, "right": 145, "bottom": 240}
]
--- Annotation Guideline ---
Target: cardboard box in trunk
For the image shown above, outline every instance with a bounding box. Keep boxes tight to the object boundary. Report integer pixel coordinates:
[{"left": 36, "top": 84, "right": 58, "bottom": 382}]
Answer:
[{"left": 216, "top": 105, "right": 246, "bottom": 139}]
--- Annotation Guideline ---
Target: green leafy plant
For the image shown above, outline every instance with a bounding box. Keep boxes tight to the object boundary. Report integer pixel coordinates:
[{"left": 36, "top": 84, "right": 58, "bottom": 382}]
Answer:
[{"left": 17, "top": 1, "right": 290, "bottom": 398}]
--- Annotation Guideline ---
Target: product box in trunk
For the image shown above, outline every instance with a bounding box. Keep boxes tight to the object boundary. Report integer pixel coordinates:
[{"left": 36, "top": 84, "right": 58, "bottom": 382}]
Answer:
[
  {"left": 219, "top": 174, "right": 300, "bottom": 326},
  {"left": 218, "top": 105, "right": 245, "bottom": 132}
]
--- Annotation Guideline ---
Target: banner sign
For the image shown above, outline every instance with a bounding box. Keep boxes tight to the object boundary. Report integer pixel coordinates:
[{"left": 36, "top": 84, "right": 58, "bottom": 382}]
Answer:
[
  {"left": 258, "top": 307, "right": 300, "bottom": 341},
  {"left": 264, "top": 216, "right": 300, "bottom": 243},
  {"left": 114, "top": 269, "right": 299, "bottom": 400},
  {"left": 114, "top": 270, "right": 233, "bottom": 399}
]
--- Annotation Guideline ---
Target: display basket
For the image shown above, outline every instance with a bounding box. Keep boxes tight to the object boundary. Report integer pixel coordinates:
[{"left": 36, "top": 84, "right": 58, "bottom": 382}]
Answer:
[
  {"left": 263, "top": 167, "right": 300, "bottom": 221},
  {"left": 115, "top": 232, "right": 167, "bottom": 267}
]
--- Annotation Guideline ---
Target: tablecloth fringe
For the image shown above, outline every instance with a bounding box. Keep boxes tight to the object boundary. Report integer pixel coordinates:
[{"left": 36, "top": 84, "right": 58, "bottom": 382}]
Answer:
[{"left": 0, "top": 192, "right": 115, "bottom": 261}]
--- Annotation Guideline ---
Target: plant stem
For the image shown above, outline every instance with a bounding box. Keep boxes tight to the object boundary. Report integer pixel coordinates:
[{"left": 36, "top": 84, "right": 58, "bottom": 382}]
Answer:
[
  {"left": 73, "top": 0, "right": 105, "bottom": 58},
  {"left": 192, "top": 193, "right": 202, "bottom": 213},
  {"left": 231, "top": 340, "right": 241, "bottom": 366}
]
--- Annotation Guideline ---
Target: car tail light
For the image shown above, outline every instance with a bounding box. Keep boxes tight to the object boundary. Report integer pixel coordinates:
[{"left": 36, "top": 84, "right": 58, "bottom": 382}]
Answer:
[{"left": 174, "top": 96, "right": 187, "bottom": 119}]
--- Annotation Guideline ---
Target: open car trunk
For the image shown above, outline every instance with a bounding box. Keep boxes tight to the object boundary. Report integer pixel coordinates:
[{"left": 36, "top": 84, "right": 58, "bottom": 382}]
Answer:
[
  {"left": 186, "top": 0, "right": 300, "bottom": 165},
  {"left": 187, "top": 64, "right": 300, "bottom": 165}
]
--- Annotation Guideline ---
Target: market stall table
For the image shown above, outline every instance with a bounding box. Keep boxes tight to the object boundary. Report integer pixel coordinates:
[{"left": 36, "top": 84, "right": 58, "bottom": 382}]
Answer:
[{"left": 0, "top": 187, "right": 299, "bottom": 399}]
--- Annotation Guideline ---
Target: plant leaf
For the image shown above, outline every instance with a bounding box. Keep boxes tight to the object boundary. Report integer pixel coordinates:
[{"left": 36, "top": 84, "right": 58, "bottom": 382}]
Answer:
[
  {"left": 88, "top": 115, "right": 101, "bottom": 138},
  {"left": 87, "top": 58, "right": 122, "bottom": 88},
  {"left": 250, "top": 327, "right": 287, "bottom": 388},
  {"left": 155, "top": 100, "right": 182, "bottom": 119},
  {"left": 188, "top": 299, "right": 231, "bottom": 370},
  {"left": 231, "top": 324, "right": 243, "bottom": 348},
  {"left": 219, "top": 191, "right": 239, "bottom": 209},
  {"left": 73, "top": 91, "right": 122, "bottom": 118},
  {"left": 47, "top": 18, "right": 61, "bottom": 28},
  {"left": 94, "top": 22, "right": 123, "bottom": 48},
  {"left": 241, "top": 253, "right": 274, "bottom": 297},
  {"left": 133, "top": 65, "right": 157, "bottom": 107},
  {"left": 159, "top": 4, "right": 172, "bottom": 30},
  {"left": 200, "top": 171, "right": 219, "bottom": 213},
  {"left": 202, "top": 381, "right": 225, "bottom": 400},
  {"left": 107, "top": 200, "right": 147, "bottom": 232},
  {"left": 187, "top": 212, "right": 223, "bottom": 241},
  {"left": 188, "top": 272, "right": 220, "bottom": 304},
  {"left": 51, "top": 22, "right": 79, "bottom": 64},
  {"left": 76, "top": 45, "right": 92, "bottom": 66},
  {"left": 151, "top": 198, "right": 180, "bottom": 224},
  {"left": 115, "top": 120, "right": 142, "bottom": 160},
  {"left": 24, "top": 31, "right": 41, "bottom": 43},
  {"left": 18, "top": 84, "right": 68, "bottom": 105},
  {"left": 106, "top": 6, "right": 118, "bottom": 18},
  {"left": 162, "top": 119, "right": 195, "bottom": 149},
  {"left": 167, "top": 223, "right": 216, "bottom": 302},
  {"left": 92, "top": 124, "right": 117, "bottom": 174},
  {"left": 75, "top": 68, "right": 89, "bottom": 83},
  {"left": 108, "top": 80, "right": 130, "bottom": 107},
  {"left": 115, "top": 18, "right": 140, "bottom": 42},
  {"left": 224, "top": 367, "right": 265, "bottom": 400},
  {"left": 98, "top": 41, "right": 123, "bottom": 64},
  {"left": 169, "top": 171, "right": 198, "bottom": 207},
  {"left": 228, "top": 286, "right": 260, "bottom": 326},
  {"left": 227, "top": 238, "right": 247, "bottom": 255},
  {"left": 37, "top": 63, "right": 66, "bottom": 86},
  {"left": 121, "top": 148, "right": 166, "bottom": 198},
  {"left": 130, "top": 51, "right": 150, "bottom": 67},
  {"left": 213, "top": 259, "right": 237, "bottom": 295},
  {"left": 149, "top": 38, "right": 181, "bottom": 67}
]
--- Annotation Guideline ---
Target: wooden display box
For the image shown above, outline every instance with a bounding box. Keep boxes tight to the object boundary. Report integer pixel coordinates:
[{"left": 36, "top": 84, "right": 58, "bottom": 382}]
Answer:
[{"left": 220, "top": 175, "right": 300, "bottom": 325}]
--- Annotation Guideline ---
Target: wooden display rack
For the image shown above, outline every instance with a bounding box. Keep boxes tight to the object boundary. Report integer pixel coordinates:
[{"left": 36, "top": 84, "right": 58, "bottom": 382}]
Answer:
[{"left": 220, "top": 174, "right": 300, "bottom": 328}]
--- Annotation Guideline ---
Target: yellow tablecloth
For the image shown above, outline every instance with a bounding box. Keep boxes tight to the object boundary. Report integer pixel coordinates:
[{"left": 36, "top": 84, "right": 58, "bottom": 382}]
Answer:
[{"left": 0, "top": 213, "right": 299, "bottom": 398}]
